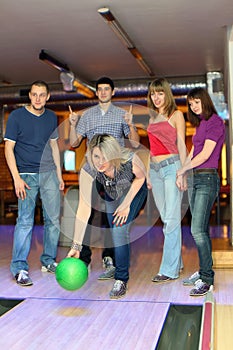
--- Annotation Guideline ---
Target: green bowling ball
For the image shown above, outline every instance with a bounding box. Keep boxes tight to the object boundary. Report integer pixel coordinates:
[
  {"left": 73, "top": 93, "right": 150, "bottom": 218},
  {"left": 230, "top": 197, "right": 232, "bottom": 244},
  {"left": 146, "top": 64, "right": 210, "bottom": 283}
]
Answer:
[{"left": 55, "top": 257, "right": 88, "bottom": 291}]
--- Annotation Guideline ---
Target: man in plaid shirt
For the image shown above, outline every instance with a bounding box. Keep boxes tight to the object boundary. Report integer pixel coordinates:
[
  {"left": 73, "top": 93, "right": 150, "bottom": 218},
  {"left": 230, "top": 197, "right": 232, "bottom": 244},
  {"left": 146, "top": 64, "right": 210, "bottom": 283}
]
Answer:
[{"left": 69, "top": 77, "right": 139, "bottom": 279}]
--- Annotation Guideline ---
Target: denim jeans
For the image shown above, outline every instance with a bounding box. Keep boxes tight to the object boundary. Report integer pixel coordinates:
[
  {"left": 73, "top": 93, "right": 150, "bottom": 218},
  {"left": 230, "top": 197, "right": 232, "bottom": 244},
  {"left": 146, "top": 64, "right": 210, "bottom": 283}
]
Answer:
[
  {"left": 80, "top": 180, "right": 114, "bottom": 266},
  {"left": 10, "top": 171, "right": 61, "bottom": 276},
  {"left": 188, "top": 170, "right": 220, "bottom": 285},
  {"left": 105, "top": 181, "right": 147, "bottom": 283},
  {"left": 150, "top": 159, "right": 183, "bottom": 278}
]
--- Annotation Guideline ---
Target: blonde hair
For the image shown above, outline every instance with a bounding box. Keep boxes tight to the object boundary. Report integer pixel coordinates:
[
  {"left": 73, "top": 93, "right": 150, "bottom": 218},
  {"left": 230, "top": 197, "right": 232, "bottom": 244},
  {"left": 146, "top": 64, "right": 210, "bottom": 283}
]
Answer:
[{"left": 87, "top": 134, "right": 131, "bottom": 171}]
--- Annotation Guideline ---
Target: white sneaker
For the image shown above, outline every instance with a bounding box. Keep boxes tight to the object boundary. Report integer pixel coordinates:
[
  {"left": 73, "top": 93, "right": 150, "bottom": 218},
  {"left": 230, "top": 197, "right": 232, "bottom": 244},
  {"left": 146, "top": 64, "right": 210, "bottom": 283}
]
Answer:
[
  {"left": 189, "top": 279, "right": 213, "bottom": 296},
  {"left": 109, "top": 280, "right": 127, "bottom": 299},
  {"left": 15, "top": 270, "right": 33, "bottom": 286},
  {"left": 183, "top": 271, "right": 200, "bottom": 286},
  {"left": 41, "top": 262, "right": 57, "bottom": 273}
]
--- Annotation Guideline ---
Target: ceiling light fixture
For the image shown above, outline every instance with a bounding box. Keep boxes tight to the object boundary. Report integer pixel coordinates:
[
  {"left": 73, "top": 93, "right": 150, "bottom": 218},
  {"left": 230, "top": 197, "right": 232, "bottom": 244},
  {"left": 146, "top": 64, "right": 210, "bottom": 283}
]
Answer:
[
  {"left": 39, "top": 50, "right": 70, "bottom": 72},
  {"left": 98, "top": 7, "right": 154, "bottom": 77},
  {"left": 39, "top": 50, "right": 95, "bottom": 98},
  {"left": 60, "top": 71, "right": 95, "bottom": 98}
]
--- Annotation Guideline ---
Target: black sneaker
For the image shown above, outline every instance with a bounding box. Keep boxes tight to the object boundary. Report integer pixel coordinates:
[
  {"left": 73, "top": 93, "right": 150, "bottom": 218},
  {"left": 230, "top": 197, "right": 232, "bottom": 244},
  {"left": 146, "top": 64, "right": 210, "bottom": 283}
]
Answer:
[
  {"left": 41, "top": 262, "right": 57, "bottom": 273},
  {"left": 98, "top": 257, "right": 115, "bottom": 280},
  {"left": 152, "top": 274, "right": 173, "bottom": 283},
  {"left": 109, "top": 280, "right": 127, "bottom": 299},
  {"left": 189, "top": 279, "right": 213, "bottom": 297},
  {"left": 98, "top": 266, "right": 115, "bottom": 280},
  {"left": 15, "top": 270, "right": 33, "bottom": 286}
]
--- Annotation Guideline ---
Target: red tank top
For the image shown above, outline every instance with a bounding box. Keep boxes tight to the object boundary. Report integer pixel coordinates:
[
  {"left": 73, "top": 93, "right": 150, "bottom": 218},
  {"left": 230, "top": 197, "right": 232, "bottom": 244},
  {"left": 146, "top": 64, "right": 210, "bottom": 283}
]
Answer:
[{"left": 147, "top": 120, "right": 178, "bottom": 156}]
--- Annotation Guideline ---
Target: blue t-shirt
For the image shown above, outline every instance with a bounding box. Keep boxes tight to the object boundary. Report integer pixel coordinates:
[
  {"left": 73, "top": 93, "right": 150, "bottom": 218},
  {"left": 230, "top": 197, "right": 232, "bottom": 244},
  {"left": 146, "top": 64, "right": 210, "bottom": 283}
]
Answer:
[{"left": 4, "top": 107, "right": 58, "bottom": 173}]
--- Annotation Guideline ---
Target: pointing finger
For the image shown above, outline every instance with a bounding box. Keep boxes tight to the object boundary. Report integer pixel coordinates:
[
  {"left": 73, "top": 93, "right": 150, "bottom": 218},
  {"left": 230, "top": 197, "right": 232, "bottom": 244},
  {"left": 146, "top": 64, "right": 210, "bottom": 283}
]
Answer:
[
  {"left": 129, "top": 104, "right": 133, "bottom": 114},
  {"left": 68, "top": 105, "right": 73, "bottom": 113}
]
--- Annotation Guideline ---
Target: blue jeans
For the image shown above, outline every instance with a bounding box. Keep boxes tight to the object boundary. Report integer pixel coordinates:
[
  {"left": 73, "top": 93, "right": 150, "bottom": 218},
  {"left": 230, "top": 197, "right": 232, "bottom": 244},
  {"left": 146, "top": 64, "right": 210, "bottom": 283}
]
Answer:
[
  {"left": 105, "top": 181, "right": 147, "bottom": 283},
  {"left": 188, "top": 170, "right": 220, "bottom": 285},
  {"left": 150, "top": 159, "right": 183, "bottom": 278},
  {"left": 10, "top": 171, "right": 61, "bottom": 276}
]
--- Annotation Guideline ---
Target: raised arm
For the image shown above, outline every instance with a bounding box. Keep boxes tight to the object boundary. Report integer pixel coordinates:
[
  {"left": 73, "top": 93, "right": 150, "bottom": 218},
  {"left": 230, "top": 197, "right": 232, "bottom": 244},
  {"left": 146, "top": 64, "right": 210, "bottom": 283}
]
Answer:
[{"left": 69, "top": 105, "right": 83, "bottom": 147}]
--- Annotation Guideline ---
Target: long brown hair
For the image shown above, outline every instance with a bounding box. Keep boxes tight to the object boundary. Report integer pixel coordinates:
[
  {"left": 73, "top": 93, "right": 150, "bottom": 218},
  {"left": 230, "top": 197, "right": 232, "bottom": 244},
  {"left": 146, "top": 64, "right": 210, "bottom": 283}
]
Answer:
[
  {"left": 147, "top": 78, "right": 177, "bottom": 117},
  {"left": 187, "top": 87, "right": 217, "bottom": 126}
]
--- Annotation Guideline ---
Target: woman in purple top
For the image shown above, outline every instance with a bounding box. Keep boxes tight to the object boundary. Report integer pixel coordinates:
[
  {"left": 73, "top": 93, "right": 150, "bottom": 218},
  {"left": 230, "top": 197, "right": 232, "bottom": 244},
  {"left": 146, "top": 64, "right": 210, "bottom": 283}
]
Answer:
[{"left": 176, "top": 87, "right": 225, "bottom": 297}]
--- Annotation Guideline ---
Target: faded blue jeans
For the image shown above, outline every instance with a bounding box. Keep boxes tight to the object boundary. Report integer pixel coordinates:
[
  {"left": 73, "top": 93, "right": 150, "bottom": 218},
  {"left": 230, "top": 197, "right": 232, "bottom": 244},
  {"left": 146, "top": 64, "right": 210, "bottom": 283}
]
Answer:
[
  {"left": 105, "top": 181, "right": 147, "bottom": 283},
  {"left": 187, "top": 170, "right": 220, "bottom": 286},
  {"left": 10, "top": 171, "right": 61, "bottom": 276},
  {"left": 150, "top": 158, "right": 183, "bottom": 278}
]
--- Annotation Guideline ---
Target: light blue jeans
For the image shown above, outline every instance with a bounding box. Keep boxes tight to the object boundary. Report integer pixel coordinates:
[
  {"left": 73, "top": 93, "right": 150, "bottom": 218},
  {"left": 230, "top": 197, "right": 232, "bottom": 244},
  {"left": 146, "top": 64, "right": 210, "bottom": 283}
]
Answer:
[
  {"left": 10, "top": 171, "right": 61, "bottom": 276},
  {"left": 150, "top": 158, "right": 183, "bottom": 278}
]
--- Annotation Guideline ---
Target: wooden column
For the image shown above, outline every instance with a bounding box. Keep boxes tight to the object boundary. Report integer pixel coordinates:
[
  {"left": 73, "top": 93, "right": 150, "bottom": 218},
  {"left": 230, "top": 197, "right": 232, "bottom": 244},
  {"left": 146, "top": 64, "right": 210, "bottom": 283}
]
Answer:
[{"left": 227, "top": 26, "right": 233, "bottom": 245}]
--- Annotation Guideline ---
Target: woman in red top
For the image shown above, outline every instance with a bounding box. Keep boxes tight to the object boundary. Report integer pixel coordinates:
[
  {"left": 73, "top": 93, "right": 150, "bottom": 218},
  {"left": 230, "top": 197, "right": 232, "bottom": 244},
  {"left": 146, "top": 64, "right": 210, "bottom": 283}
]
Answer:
[{"left": 147, "top": 78, "right": 186, "bottom": 282}]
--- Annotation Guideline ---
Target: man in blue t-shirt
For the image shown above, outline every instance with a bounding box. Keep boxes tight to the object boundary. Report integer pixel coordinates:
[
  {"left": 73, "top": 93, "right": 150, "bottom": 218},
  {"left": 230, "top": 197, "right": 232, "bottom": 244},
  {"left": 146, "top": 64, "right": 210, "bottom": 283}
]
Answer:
[{"left": 4, "top": 80, "right": 64, "bottom": 286}]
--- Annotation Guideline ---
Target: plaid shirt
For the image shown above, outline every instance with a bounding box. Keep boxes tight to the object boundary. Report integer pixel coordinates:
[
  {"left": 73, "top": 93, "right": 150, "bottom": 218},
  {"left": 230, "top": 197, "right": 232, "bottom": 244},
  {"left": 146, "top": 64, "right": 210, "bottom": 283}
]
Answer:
[
  {"left": 83, "top": 154, "right": 134, "bottom": 200},
  {"left": 76, "top": 103, "right": 130, "bottom": 146}
]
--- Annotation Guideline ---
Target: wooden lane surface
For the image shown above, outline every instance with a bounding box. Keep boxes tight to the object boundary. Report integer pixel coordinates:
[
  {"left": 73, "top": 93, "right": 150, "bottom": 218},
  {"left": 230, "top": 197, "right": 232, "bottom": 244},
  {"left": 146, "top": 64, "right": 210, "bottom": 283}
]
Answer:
[
  {"left": 0, "top": 298, "right": 170, "bottom": 350},
  {"left": 0, "top": 224, "right": 233, "bottom": 349},
  {"left": 214, "top": 305, "right": 233, "bottom": 350}
]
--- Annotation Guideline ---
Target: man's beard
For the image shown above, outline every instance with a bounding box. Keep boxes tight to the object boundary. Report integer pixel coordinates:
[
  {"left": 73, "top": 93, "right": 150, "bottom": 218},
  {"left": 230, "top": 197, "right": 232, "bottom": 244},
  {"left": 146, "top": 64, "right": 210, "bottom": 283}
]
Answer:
[{"left": 32, "top": 104, "right": 44, "bottom": 112}]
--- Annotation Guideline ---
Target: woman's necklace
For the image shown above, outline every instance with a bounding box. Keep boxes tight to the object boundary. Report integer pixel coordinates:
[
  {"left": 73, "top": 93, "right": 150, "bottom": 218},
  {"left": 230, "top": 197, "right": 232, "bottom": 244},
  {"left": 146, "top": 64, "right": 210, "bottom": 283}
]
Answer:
[{"left": 102, "top": 167, "right": 116, "bottom": 187}]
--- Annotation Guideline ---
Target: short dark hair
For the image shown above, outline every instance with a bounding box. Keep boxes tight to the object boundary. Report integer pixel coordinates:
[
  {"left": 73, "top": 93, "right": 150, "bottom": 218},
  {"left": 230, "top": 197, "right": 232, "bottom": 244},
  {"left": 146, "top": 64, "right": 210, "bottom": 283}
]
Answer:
[
  {"left": 95, "top": 77, "right": 114, "bottom": 91},
  {"left": 30, "top": 80, "right": 50, "bottom": 94}
]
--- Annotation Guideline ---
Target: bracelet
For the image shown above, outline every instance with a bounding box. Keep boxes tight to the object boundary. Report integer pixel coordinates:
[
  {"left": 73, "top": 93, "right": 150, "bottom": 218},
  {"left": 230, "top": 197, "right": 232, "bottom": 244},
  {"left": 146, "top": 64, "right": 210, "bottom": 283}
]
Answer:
[{"left": 71, "top": 241, "right": 83, "bottom": 252}]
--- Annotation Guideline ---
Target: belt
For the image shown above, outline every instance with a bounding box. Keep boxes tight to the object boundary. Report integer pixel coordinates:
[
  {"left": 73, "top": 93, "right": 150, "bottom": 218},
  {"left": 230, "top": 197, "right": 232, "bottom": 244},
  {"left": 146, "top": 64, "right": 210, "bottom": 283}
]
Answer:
[
  {"left": 150, "top": 155, "right": 180, "bottom": 172},
  {"left": 193, "top": 168, "right": 217, "bottom": 174}
]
